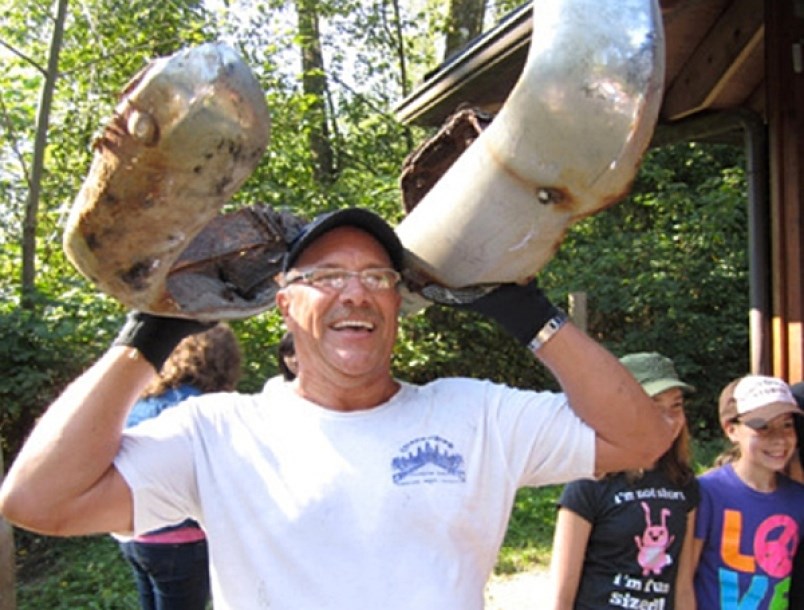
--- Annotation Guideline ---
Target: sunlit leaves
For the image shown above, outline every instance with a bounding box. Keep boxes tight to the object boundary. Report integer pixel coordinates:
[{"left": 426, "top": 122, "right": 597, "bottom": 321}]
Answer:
[{"left": 0, "top": 2, "right": 751, "bottom": 454}]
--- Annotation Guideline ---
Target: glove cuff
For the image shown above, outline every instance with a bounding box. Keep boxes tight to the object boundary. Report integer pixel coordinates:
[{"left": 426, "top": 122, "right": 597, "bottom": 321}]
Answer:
[{"left": 113, "top": 312, "right": 214, "bottom": 370}]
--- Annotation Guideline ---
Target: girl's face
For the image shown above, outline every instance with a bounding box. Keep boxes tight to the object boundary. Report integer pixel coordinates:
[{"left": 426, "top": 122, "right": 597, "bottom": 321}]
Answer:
[
  {"left": 726, "top": 413, "right": 798, "bottom": 473},
  {"left": 653, "top": 387, "right": 686, "bottom": 439}
]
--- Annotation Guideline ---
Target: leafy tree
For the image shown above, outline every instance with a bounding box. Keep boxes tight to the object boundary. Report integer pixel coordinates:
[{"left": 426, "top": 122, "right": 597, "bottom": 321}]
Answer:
[
  {"left": 444, "top": 0, "right": 485, "bottom": 60},
  {"left": 296, "top": 0, "right": 336, "bottom": 183}
]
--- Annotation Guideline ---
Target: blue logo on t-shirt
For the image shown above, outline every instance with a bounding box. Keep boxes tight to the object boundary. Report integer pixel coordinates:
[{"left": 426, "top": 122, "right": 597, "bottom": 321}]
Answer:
[{"left": 391, "top": 435, "right": 465, "bottom": 485}]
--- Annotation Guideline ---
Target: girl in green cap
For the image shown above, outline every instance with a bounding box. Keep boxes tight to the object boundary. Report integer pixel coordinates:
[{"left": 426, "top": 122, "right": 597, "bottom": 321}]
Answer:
[{"left": 548, "top": 352, "right": 698, "bottom": 609}]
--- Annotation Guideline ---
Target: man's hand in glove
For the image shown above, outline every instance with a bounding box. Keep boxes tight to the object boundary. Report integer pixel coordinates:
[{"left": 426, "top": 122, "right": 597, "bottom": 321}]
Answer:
[
  {"left": 113, "top": 311, "right": 216, "bottom": 371},
  {"left": 454, "top": 279, "right": 567, "bottom": 350}
]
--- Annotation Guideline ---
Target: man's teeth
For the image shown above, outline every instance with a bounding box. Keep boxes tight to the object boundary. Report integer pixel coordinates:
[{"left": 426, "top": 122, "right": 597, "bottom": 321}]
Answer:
[{"left": 333, "top": 320, "right": 374, "bottom": 330}]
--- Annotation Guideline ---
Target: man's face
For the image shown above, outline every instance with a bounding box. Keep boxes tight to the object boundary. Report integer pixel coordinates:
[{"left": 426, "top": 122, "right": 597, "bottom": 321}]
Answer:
[{"left": 276, "top": 226, "right": 402, "bottom": 383}]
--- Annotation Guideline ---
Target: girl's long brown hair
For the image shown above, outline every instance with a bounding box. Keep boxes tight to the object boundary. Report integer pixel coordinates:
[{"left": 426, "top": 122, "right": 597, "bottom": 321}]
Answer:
[{"left": 143, "top": 323, "right": 242, "bottom": 397}]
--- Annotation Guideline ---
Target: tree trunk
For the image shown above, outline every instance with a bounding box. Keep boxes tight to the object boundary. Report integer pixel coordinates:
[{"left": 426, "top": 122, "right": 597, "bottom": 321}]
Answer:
[
  {"left": 444, "top": 0, "right": 486, "bottom": 61},
  {"left": 21, "top": 0, "right": 68, "bottom": 310},
  {"left": 296, "top": 0, "right": 336, "bottom": 185},
  {"left": 389, "top": 0, "right": 414, "bottom": 152},
  {"left": 0, "top": 447, "right": 16, "bottom": 610}
]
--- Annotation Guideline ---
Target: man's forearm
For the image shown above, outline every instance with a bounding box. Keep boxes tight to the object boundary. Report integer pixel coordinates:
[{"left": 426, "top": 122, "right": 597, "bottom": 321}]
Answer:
[
  {"left": 0, "top": 347, "right": 154, "bottom": 532},
  {"left": 535, "top": 322, "right": 674, "bottom": 473}
]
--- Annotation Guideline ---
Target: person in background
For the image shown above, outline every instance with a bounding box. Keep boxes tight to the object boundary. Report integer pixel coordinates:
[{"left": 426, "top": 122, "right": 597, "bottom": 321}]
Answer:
[
  {"left": 786, "top": 382, "right": 804, "bottom": 607},
  {"left": 692, "top": 374, "right": 804, "bottom": 609},
  {"left": 549, "top": 351, "right": 699, "bottom": 610},
  {"left": 277, "top": 332, "right": 297, "bottom": 381},
  {"left": 117, "top": 323, "right": 242, "bottom": 610},
  {"left": 0, "top": 208, "right": 676, "bottom": 609}
]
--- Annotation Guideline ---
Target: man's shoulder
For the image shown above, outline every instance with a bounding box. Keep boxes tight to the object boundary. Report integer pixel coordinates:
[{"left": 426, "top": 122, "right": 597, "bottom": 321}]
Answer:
[
  {"left": 416, "top": 376, "right": 544, "bottom": 391},
  {"left": 417, "top": 376, "right": 491, "bottom": 389},
  {"left": 408, "top": 377, "right": 563, "bottom": 412},
  {"left": 412, "top": 376, "right": 521, "bottom": 397}
]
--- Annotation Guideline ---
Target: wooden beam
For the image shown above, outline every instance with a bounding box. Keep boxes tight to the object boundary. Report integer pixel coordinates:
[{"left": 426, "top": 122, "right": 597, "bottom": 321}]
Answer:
[
  {"left": 663, "top": 0, "right": 763, "bottom": 120},
  {"left": 393, "top": 4, "right": 531, "bottom": 127}
]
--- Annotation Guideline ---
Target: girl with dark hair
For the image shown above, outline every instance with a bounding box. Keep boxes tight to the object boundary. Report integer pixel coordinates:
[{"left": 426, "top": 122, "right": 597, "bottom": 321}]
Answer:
[{"left": 549, "top": 352, "right": 699, "bottom": 609}]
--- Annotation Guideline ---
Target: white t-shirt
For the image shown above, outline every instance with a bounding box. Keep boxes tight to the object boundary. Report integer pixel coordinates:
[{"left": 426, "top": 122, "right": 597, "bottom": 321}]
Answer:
[{"left": 115, "top": 377, "right": 594, "bottom": 609}]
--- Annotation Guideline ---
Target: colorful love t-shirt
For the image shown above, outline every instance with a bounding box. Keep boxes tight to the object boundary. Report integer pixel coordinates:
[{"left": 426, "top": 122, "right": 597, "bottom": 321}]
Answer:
[
  {"left": 558, "top": 469, "right": 699, "bottom": 609},
  {"left": 694, "top": 464, "right": 804, "bottom": 609}
]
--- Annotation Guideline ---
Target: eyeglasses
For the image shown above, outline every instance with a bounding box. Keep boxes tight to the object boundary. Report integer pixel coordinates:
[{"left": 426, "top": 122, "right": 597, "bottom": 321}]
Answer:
[{"left": 283, "top": 267, "right": 401, "bottom": 292}]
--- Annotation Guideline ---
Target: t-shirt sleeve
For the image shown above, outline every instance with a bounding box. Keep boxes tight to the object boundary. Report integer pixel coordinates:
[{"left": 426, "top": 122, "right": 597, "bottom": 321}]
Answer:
[
  {"left": 685, "top": 477, "right": 700, "bottom": 513},
  {"left": 693, "top": 473, "right": 714, "bottom": 540},
  {"left": 485, "top": 382, "right": 596, "bottom": 487},
  {"left": 114, "top": 402, "right": 202, "bottom": 535},
  {"left": 557, "top": 478, "right": 601, "bottom": 523}
]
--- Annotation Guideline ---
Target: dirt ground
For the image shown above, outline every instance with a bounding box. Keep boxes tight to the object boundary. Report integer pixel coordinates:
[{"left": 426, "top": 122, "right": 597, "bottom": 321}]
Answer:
[{"left": 484, "top": 567, "right": 550, "bottom": 609}]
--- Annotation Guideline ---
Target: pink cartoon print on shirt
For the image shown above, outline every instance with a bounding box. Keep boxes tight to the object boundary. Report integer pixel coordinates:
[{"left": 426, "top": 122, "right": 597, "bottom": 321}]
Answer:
[{"left": 635, "top": 501, "right": 675, "bottom": 575}]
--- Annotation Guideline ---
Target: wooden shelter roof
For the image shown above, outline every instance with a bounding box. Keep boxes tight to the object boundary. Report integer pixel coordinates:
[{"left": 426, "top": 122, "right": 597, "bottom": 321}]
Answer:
[
  {"left": 394, "top": 0, "right": 804, "bottom": 379},
  {"left": 395, "top": 0, "right": 766, "bottom": 142}
]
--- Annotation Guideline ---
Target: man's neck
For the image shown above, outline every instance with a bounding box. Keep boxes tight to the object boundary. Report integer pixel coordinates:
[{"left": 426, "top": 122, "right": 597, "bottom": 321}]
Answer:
[{"left": 293, "top": 375, "right": 400, "bottom": 412}]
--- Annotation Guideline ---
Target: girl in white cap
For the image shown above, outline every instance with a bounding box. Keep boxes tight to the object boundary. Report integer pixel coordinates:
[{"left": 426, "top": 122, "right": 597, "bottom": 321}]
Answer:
[{"left": 691, "top": 374, "right": 804, "bottom": 609}]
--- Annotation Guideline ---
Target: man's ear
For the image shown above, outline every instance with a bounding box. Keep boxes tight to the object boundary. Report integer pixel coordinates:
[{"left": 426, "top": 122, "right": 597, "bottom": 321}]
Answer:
[{"left": 276, "top": 288, "right": 290, "bottom": 318}]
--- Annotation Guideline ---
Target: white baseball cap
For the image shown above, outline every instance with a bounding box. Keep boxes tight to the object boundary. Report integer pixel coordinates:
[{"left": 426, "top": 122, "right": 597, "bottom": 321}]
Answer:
[{"left": 719, "top": 374, "right": 802, "bottom": 430}]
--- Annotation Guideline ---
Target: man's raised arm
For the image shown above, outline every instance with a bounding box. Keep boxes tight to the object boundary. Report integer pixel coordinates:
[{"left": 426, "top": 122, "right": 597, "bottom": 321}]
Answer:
[
  {"left": 0, "top": 313, "right": 210, "bottom": 535},
  {"left": 457, "top": 280, "right": 674, "bottom": 474}
]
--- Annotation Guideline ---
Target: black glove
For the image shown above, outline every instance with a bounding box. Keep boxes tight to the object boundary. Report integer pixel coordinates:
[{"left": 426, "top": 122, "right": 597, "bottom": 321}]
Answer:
[
  {"left": 112, "top": 311, "right": 215, "bottom": 370},
  {"left": 456, "top": 279, "right": 560, "bottom": 345}
]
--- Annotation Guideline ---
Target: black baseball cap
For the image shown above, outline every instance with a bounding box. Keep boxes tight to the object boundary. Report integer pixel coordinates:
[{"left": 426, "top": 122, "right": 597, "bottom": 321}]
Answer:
[{"left": 282, "top": 208, "right": 405, "bottom": 272}]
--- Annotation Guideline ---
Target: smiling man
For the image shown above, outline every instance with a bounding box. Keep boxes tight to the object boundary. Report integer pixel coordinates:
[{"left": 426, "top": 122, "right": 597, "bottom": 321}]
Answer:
[
  {"left": 276, "top": 212, "right": 404, "bottom": 409},
  {"left": 0, "top": 207, "right": 675, "bottom": 609}
]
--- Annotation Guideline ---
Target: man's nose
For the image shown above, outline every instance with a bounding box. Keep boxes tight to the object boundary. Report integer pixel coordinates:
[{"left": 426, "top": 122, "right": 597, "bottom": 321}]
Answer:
[{"left": 338, "top": 274, "right": 370, "bottom": 301}]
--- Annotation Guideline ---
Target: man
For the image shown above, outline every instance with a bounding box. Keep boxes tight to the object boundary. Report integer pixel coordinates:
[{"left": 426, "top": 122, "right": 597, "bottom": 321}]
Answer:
[{"left": 0, "top": 208, "right": 674, "bottom": 609}]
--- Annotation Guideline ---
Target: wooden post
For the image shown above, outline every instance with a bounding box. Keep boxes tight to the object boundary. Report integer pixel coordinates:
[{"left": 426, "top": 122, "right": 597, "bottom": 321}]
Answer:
[
  {"left": 766, "top": 0, "right": 804, "bottom": 380},
  {"left": 568, "top": 291, "right": 588, "bottom": 334},
  {"left": 0, "top": 448, "right": 17, "bottom": 610}
]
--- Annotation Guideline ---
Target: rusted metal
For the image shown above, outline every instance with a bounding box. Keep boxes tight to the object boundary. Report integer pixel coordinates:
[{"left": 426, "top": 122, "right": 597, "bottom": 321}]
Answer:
[
  {"left": 396, "top": 0, "right": 665, "bottom": 292},
  {"left": 63, "top": 42, "right": 274, "bottom": 320},
  {"left": 65, "top": 1, "right": 666, "bottom": 319}
]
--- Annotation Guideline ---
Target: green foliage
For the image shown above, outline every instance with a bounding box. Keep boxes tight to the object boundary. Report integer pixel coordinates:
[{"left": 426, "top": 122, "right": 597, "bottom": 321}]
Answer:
[
  {"left": 540, "top": 142, "right": 749, "bottom": 438},
  {"left": 230, "top": 309, "right": 290, "bottom": 393},
  {"left": 0, "top": 288, "right": 123, "bottom": 459},
  {"left": 394, "top": 306, "right": 554, "bottom": 391},
  {"left": 496, "top": 485, "right": 562, "bottom": 573},
  {"left": 692, "top": 436, "right": 731, "bottom": 474}
]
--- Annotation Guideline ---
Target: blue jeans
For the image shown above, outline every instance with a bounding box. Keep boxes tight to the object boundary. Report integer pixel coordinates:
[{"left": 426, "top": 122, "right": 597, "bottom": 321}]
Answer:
[{"left": 119, "top": 540, "right": 210, "bottom": 610}]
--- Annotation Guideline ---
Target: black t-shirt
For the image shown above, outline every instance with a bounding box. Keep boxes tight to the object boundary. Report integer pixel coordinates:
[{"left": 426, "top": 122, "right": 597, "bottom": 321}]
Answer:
[{"left": 557, "top": 469, "right": 699, "bottom": 609}]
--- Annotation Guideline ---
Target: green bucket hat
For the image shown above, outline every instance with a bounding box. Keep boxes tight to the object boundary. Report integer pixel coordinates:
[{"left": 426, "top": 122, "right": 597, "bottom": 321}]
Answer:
[{"left": 619, "top": 352, "right": 695, "bottom": 397}]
